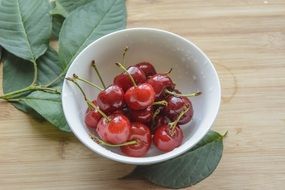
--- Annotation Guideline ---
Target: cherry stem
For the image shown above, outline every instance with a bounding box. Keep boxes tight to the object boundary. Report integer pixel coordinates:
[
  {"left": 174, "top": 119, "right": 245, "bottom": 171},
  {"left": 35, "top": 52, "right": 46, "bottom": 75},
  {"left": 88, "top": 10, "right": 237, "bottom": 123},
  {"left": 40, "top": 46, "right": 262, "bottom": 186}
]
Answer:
[
  {"left": 73, "top": 73, "right": 104, "bottom": 91},
  {"left": 152, "top": 100, "right": 168, "bottom": 106},
  {"left": 162, "top": 68, "right": 173, "bottom": 75},
  {"left": 152, "top": 107, "right": 163, "bottom": 123},
  {"left": 87, "top": 100, "right": 110, "bottom": 122},
  {"left": 89, "top": 133, "right": 137, "bottom": 147},
  {"left": 122, "top": 46, "right": 128, "bottom": 66},
  {"left": 115, "top": 62, "right": 137, "bottom": 87},
  {"left": 165, "top": 89, "right": 202, "bottom": 97},
  {"left": 65, "top": 77, "right": 110, "bottom": 121},
  {"left": 169, "top": 106, "right": 190, "bottom": 132},
  {"left": 91, "top": 60, "right": 106, "bottom": 89}
]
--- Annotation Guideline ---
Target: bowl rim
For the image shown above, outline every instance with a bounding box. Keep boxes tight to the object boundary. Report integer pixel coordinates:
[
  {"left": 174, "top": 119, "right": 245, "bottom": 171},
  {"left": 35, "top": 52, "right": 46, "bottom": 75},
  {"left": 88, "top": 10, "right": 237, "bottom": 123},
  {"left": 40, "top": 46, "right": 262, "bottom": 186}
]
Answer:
[{"left": 62, "top": 27, "right": 221, "bottom": 165}]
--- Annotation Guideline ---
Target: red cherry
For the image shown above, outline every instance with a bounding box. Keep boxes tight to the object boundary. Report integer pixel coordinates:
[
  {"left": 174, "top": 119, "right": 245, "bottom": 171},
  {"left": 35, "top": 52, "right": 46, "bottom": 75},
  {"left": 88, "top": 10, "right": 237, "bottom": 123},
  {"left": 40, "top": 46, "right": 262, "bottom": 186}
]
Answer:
[
  {"left": 96, "top": 114, "right": 131, "bottom": 144},
  {"left": 155, "top": 115, "right": 170, "bottom": 127},
  {"left": 130, "top": 106, "right": 153, "bottom": 125},
  {"left": 121, "top": 122, "right": 151, "bottom": 157},
  {"left": 153, "top": 125, "right": 183, "bottom": 152},
  {"left": 135, "top": 62, "right": 157, "bottom": 77},
  {"left": 164, "top": 96, "right": 193, "bottom": 124},
  {"left": 147, "top": 74, "right": 175, "bottom": 99},
  {"left": 124, "top": 83, "right": 155, "bottom": 110},
  {"left": 150, "top": 114, "right": 171, "bottom": 134},
  {"left": 114, "top": 66, "right": 146, "bottom": 92},
  {"left": 96, "top": 85, "right": 124, "bottom": 114},
  {"left": 85, "top": 100, "right": 102, "bottom": 130}
]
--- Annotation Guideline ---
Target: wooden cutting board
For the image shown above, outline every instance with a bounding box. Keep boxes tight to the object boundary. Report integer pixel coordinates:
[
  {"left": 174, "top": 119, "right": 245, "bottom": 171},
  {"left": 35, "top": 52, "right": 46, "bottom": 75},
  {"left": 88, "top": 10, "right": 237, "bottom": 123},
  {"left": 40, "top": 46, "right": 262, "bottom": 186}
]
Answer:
[{"left": 1, "top": 0, "right": 285, "bottom": 189}]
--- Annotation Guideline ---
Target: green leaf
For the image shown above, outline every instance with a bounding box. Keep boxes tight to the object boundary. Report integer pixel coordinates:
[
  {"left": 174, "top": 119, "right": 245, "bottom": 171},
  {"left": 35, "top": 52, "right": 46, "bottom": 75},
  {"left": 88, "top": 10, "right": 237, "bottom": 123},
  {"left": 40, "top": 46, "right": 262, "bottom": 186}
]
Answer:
[
  {"left": 10, "top": 101, "right": 45, "bottom": 120},
  {"left": 3, "top": 52, "right": 33, "bottom": 93},
  {"left": 50, "top": 0, "right": 64, "bottom": 40},
  {"left": 50, "top": 0, "right": 97, "bottom": 39},
  {"left": 2, "top": 48, "right": 65, "bottom": 122},
  {"left": 3, "top": 47, "right": 63, "bottom": 93},
  {"left": 50, "top": 0, "right": 68, "bottom": 17},
  {"left": 51, "top": 0, "right": 95, "bottom": 17},
  {"left": 51, "top": 15, "right": 64, "bottom": 40},
  {"left": 122, "top": 131, "right": 224, "bottom": 189},
  {"left": 58, "top": 0, "right": 126, "bottom": 67},
  {"left": 0, "top": 0, "right": 52, "bottom": 62},
  {"left": 18, "top": 91, "right": 70, "bottom": 132},
  {"left": 37, "top": 47, "right": 64, "bottom": 87}
]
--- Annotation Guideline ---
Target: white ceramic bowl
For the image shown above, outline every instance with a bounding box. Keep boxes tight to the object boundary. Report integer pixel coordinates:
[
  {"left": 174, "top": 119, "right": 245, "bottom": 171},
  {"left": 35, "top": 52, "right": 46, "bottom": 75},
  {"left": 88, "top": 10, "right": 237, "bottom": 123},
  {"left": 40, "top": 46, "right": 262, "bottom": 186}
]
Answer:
[{"left": 62, "top": 28, "right": 221, "bottom": 165}]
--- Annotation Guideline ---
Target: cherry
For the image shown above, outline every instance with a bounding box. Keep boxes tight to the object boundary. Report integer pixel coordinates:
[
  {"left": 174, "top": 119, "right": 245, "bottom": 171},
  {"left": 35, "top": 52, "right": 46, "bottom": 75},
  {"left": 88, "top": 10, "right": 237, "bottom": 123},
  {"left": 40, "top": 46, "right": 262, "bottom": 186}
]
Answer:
[
  {"left": 164, "top": 96, "right": 193, "bottom": 124},
  {"left": 151, "top": 114, "right": 171, "bottom": 134},
  {"left": 96, "top": 113, "right": 131, "bottom": 144},
  {"left": 116, "top": 62, "right": 155, "bottom": 110},
  {"left": 85, "top": 100, "right": 102, "bottom": 130},
  {"left": 155, "top": 115, "right": 171, "bottom": 127},
  {"left": 153, "top": 107, "right": 189, "bottom": 152},
  {"left": 66, "top": 77, "right": 108, "bottom": 130},
  {"left": 163, "top": 91, "right": 201, "bottom": 124},
  {"left": 121, "top": 122, "right": 151, "bottom": 157},
  {"left": 124, "top": 83, "right": 155, "bottom": 110},
  {"left": 66, "top": 77, "right": 130, "bottom": 144},
  {"left": 114, "top": 47, "right": 147, "bottom": 92},
  {"left": 130, "top": 106, "right": 153, "bottom": 125},
  {"left": 147, "top": 74, "right": 175, "bottom": 99},
  {"left": 153, "top": 125, "right": 183, "bottom": 152},
  {"left": 114, "top": 66, "right": 146, "bottom": 92},
  {"left": 97, "top": 85, "right": 124, "bottom": 114},
  {"left": 73, "top": 74, "right": 124, "bottom": 114},
  {"left": 135, "top": 62, "right": 157, "bottom": 77}
]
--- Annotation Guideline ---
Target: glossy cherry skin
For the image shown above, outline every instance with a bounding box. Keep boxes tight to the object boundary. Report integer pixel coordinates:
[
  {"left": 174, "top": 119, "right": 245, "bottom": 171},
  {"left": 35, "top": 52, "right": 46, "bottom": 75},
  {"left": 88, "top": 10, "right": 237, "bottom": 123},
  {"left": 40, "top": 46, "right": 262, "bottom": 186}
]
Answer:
[
  {"left": 164, "top": 96, "right": 193, "bottom": 124},
  {"left": 153, "top": 125, "right": 183, "bottom": 152},
  {"left": 96, "top": 114, "right": 131, "bottom": 144},
  {"left": 129, "top": 106, "right": 153, "bottom": 125},
  {"left": 124, "top": 83, "right": 155, "bottom": 110},
  {"left": 151, "top": 115, "right": 170, "bottom": 134},
  {"left": 147, "top": 74, "right": 175, "bottom": 99},
  {"left": 155, "top": 115, "right": 170, "bottom": 127},
  {"left": 121, "top": 122, "right": 151, "bottom": 157},
  {"left": 135, "top": 62, "right": 157, "bottom": 77},
  {"left": 114, "top": 66, "right": 146, "bottom": 92},
  {"left": 85, "top": 101, "right": 102, "bottom": 130},
  {"left": 96, "top": 85, "right": 124, "bottom": 114}
]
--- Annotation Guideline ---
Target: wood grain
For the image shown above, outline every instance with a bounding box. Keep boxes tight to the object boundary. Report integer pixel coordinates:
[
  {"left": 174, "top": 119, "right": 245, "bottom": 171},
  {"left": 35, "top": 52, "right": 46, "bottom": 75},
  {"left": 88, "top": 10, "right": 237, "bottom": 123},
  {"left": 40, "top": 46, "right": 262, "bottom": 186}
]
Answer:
[{"left": 1, "top": 0, "right": 285, "bottom": 189}]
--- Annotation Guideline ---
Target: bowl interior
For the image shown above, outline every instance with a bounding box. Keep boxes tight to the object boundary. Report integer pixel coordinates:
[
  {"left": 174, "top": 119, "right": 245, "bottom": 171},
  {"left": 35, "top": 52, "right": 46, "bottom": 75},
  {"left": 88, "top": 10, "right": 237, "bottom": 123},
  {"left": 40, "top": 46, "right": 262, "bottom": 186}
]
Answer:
[{"left": 62, "top": 28, "right": 220, "bottom": 165}]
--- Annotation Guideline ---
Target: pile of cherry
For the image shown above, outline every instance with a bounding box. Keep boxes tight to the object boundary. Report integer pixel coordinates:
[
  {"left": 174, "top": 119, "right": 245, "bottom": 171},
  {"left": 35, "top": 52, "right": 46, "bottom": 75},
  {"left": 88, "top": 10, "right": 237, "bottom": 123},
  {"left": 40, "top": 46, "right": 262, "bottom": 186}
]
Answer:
[{"left": 66, "top": 53, "right": 201, "bottom": 157}]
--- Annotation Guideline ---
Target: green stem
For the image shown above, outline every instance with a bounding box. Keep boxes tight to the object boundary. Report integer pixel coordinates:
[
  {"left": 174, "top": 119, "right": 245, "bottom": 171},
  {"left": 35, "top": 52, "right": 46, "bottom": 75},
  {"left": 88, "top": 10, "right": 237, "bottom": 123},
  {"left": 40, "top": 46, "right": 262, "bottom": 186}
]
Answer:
[
  {"left": 37, "top": 86, "right": 60, "bottom": 94},
  {"left": 89, "top": 133, "right": 137, "bottom": 147},
  {"left": 44, "top": 67, "right": 67, "bottom": 87},
  {"left": 0, "top": 86, "right": 31, "bottom": 100},
  {"left": 31, "top": 60, "right": 38, "bottom": 86},
  {"left": 162, "top": 68, "right": 173, "bottom": 75},
  {"left": 73, "top": 73, "right": 103, "bottom": 91},
  {"left": 122, "top": 46, "right": 128, "bottom": 66},
  {"left": 87, "top": 100, "right": 110, "bottom": 121},
  {"left": 169, "top": 106, "right": 190, "bottom": 135},
  {"left": 91, "top": 60, "right": 106, "bottom": 89},
  {"left": 165, "top": 89, "right": 202, "bottom": 97},
  {"left": 0, "top": 59, "right": 39, "bottom": 99},
  {"left": 153, "top": 100, "right": 168, "bottom": 106},
  {"left": 65, "top": 77, "right": 110, "bottom": 121},
  {"left": 151, "top": 107, "right": 163, "bottom": 124},
  {"left": 0, "top": 85, "right": 60, "bottom": 100},
  {"left": 115, "top": 62, "right": 137, "bottom": 87}
]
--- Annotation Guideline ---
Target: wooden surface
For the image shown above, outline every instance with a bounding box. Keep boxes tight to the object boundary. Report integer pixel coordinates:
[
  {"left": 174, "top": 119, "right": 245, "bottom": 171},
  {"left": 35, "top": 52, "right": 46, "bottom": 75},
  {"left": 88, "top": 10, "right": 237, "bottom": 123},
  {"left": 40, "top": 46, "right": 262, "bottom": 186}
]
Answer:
[{"left": 1, "top": 0, "right": 285, "bottom": 189}]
